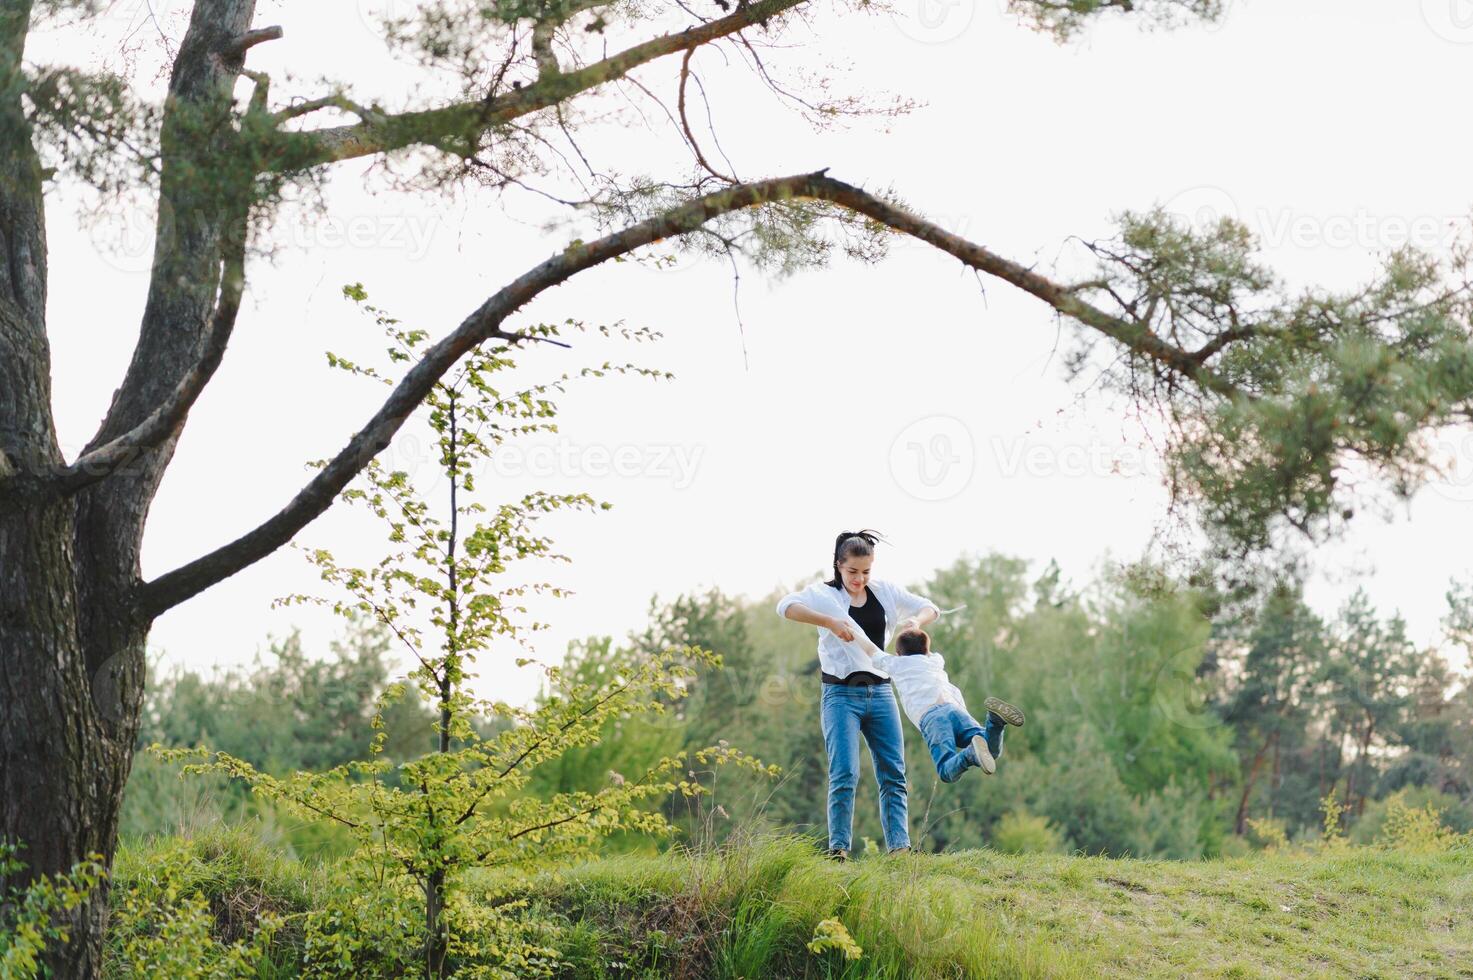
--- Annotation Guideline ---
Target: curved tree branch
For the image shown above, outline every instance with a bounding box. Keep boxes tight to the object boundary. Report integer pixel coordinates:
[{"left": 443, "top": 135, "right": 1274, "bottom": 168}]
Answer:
[
  {"left": 136, "top": 168, "right": 1234, "bottom": 619},
  {"left": 678, "top": 46, "right": 737, "bottom": 183},
  {"left": 133, "top": 170, "right": 827, "bottom": 618},
  {"left": 809, "top": 178, "right": 1239, "bottom": 398}
]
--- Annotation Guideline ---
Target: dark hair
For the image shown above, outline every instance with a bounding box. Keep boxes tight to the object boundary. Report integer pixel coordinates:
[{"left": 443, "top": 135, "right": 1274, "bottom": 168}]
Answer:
[
  {"left": 896, "top": 629, "right": 930, "bottom": 656},
  {"left": 824, "top": 528, "right": 885, "bottom": 588}
]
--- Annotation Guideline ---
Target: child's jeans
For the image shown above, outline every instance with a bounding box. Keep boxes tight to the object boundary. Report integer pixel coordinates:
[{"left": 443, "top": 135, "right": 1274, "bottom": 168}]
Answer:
[{"left": 918, "top": 702, "right": 1006, "bottom": 783}]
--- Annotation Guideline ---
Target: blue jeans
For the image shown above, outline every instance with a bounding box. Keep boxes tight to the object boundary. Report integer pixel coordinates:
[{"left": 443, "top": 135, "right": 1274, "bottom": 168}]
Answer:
[
  {"left": 820, "top": 683, "right": 910, "bottom": 852},
  {"left": 918, "top": 702, "right": 1007, "bottom": 783}
]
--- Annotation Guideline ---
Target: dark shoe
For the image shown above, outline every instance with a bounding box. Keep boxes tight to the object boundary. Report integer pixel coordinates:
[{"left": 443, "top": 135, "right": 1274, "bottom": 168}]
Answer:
[
  {"left": 827, "top": 848, "right": 848, "bottom": 862},
  {"left": 887, "top": 845, "right": 913, "bottom": 855},
  {"left": 983, "top": 696, "right": 1025, "bottom": 728},
  {"left": 970, "top": 733, "right": 996, "bottom": 775}
]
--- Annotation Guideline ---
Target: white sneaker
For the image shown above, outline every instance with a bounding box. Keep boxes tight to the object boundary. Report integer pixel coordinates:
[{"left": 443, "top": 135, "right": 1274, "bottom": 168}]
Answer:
[{"left": 970, "top": 733, "right": 995, "bottom": 775}]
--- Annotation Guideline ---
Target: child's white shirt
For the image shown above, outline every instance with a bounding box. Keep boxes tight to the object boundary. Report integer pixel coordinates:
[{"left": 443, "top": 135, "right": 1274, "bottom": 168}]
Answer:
[{"left": 836, "top": 627, "right": 967, "bottom": 727}]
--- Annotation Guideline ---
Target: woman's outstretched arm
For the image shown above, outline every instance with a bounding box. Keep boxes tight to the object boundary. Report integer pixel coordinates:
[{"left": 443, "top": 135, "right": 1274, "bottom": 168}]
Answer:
[
  {"left": 893, "top": 583, "right": 942, "bottom": 632},
  {"left": 782, "top": 602, "right": 856, "bottom": 641}
]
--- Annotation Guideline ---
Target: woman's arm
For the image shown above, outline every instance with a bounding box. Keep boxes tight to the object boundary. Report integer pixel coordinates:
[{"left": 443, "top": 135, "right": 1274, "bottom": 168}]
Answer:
[
  {"left": 782, "top": 602, "right": 856, "bottom": 641},
  {"left": 893, "top": 582, "right": 942, "bottom": 632},
  {"left": 896, "top": 607, "right": 938, "bottom": 633}
]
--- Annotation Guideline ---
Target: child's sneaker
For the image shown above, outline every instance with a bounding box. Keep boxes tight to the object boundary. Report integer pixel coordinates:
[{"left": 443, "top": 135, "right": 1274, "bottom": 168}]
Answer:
[
  {"left": 983, "top": 696, "right": 1025, "bottom": 728},
  {"left": 969, "top": 733, "right": 996, "bottom": 775}
]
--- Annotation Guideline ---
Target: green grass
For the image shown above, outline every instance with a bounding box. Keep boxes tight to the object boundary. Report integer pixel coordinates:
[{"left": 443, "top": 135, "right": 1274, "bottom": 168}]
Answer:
[
  {"left": 530, "top": 836, "right": 1473, "bottom": 978},
  {"left": 106, "top": 830, "right": 1473, "bottom": 978}
]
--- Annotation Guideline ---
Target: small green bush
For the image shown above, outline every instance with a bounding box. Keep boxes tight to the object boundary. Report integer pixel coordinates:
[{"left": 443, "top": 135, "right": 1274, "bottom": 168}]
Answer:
[
  {"left": 807, "top": 918, "right": 862, "bottom": 961},
  {"left": 1351, "top": 787, "right": 1473, "bottom": 846},
  {"left": 1245, "top": 816, "right": 1289, "bottom": 853},
  {"left": 991, "top": 809, "right": 1068, "bottom": 855},
  {"left": 1374, "top": 792, "right": 1468, "bottom": 854}
]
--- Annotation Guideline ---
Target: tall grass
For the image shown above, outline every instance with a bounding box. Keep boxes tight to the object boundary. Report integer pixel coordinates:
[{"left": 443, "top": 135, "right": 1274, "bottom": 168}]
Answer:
[{"left": 100, "top": 827, "right": 1473, "bottom": 978}]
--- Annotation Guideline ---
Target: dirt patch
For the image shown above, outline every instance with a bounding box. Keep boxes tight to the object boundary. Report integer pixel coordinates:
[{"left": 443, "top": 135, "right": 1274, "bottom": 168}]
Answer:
[{"left": 1101, "top": 876, "right": 1148, "bottom": 893}]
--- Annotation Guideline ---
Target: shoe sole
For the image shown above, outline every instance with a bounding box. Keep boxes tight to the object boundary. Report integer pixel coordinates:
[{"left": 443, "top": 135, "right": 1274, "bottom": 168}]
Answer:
[
  {"left": 971, "top": 733, "right": 996, "bottom": 775},
  {"left": 984, "top": 696, "right": 1025, "bottom": 727}
]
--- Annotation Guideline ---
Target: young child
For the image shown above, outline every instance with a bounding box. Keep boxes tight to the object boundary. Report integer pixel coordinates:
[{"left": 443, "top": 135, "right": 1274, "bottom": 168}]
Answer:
[{"left": 847, "top": 625, "right": 1024, "bottom": 783}]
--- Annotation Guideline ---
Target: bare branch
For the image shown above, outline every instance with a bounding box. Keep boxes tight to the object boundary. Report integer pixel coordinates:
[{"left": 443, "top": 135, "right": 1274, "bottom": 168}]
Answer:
[
  {"left": 225, "top": 25, "right": 284, "bottom": 60},
  {"left": 1189, "top": 325, "right": 1257, "bottom": 364},
  {"left": 812, "top": 178, "right": 1239, "bottom": 398},
  {"left": 135, "top": 168, "right": 1232, "bottom": 619},
  {"left": 273, "top": 92, "right": 384, "bottom": 126},
  {"left": 133, "top": 171, "right": 821, "bottom": 617},
  {"left": 679, "top": 46, "right": 737, "bottom": 183}
]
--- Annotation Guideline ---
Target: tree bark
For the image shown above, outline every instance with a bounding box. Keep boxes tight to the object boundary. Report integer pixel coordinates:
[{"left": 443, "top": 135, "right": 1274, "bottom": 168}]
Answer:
[
  {"left": 0, "top": 499, "right": 148, "bottom": 976},
  {"left": 1353, "top": 718, "right": 1375, "bottom": 817},
  {"left": 1233, "top": 736, "right": 1271, "bottom": 836},
  {"left": 1269, "top": 730, "right": 1280, "bottom": 807}
]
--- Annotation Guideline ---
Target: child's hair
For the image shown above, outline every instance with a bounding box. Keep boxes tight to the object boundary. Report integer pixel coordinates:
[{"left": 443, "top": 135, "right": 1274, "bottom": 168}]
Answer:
[{"left": 896, "top": 629, "right": 930, "bottom": 656}]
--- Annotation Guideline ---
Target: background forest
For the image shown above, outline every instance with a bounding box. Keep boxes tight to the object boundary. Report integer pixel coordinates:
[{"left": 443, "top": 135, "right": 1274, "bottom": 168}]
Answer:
[{"left": 123, "top": 554, "right": 1473, "bottom": 863}]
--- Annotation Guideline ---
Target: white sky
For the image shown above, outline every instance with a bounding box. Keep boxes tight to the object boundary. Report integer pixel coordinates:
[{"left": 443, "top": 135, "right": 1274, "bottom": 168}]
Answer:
[{"left": 32, "top": 0, "right": 1473, "bottom": 704}]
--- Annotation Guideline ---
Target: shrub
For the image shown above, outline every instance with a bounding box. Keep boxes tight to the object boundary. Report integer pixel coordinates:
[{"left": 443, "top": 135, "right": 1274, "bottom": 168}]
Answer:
[
  {"left": 806, "top": 918, "right": 862, "bottom": 962},
  {"left": 104, "top": 838, "right": 282, "bottom": 979},
  {"left": 1, "top": 842, "right": 105, "bottom": 980},
  {"left": 1245, "top": 817, "right": 1289, "bottom": 853},
  {"left": 1374, "top": 792, "right": 1467, "bottom": 853},
  {"left": 1351, "top": 787, "right": 1473, "bottom": 846},
  {"left": 158, "top": 300, "right": 773, "bottom": 978},
  {"left": 991, "top": 809, "right": 1067, "bottom": 855}
]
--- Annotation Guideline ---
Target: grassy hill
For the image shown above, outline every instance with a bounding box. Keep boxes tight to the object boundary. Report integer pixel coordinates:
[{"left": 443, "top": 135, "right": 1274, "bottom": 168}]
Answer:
[
  {"left": 103, "top": 831, "right": 1473, "bottom": 979},
  {"left": 537, "top": 836, "right": 1473, "bottom": 978}
]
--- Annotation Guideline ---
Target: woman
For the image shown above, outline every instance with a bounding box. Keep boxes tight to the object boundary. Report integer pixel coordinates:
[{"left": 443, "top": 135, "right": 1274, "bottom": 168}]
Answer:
[{"left": 775, "top": 529, "right": 941, "bottom": 860}]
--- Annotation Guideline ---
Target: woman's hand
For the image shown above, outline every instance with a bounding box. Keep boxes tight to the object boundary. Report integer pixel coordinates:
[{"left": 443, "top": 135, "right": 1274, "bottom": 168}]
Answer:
[{"left": 826, "top": 616, "right": 856, "bottom": 642}]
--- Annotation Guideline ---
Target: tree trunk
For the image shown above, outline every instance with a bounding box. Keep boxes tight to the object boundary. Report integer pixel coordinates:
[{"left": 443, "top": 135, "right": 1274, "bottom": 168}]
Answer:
[
  {"left": 0, "top": 2, "right": 258, "bottom": 973},
  {"left": 1234, "top": 736, "right": 1271, "bottom": 836},
  {"left": 1269, "top": 731, "right": 1280, "bottom": 811},
  {"left": 0, "top": 136, "right": 149, "bottom": 959},
  {"left": 1354, "top": 719, "right": 1375, "bottom": 816},
  {"left": 0, "top": 499, "right": 149, "bottom": 975},
  {"left": 425, "top": 868, "right": 447, "bottom": 978}
]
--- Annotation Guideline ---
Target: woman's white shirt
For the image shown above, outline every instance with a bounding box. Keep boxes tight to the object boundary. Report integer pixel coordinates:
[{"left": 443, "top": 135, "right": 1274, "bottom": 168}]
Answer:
[{"left": 774, "top": 578, "right": 941, "bottom": 681}]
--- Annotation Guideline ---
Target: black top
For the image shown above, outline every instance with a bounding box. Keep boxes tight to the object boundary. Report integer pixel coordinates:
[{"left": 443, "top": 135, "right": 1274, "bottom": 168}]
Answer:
[
  {"left": 848, "top": 586, "right": 886, "bottom": 648},
  {"left": 822, "top": 585, "right": 890, "bottom": 686}
]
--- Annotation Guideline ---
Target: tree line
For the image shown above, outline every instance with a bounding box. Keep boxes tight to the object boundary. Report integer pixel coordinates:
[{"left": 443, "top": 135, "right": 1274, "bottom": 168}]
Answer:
[{"left": 125, "top": 554, "right": 1473, "bottom": 860}]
